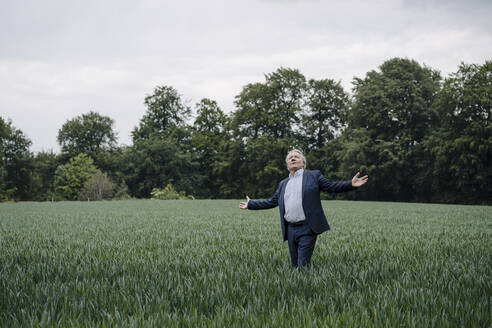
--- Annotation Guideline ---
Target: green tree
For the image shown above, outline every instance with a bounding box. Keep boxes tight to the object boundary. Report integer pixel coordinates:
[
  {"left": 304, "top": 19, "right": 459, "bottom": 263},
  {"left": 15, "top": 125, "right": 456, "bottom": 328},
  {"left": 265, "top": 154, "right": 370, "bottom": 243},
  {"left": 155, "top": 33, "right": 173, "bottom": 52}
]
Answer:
[
  {"left": 243, "top": 137, "right": 292, "bottom": 198},
  {"left": 57, "top": 111, "right": 116, "bottom": 157},
  {"left": 335, "top": 128, "right": 405, "bottom": 201},
  {"left": 0, "top": 118, "right": 12, "bottom": 200},
  {"left": 223, "top": 68, "right": 307, "bottom": 199},
  {"left": 0, "top": 163, "right": 7, "bottom": 201},
  {"left": 193, "top": 98, "right": 227, "bottom": 134},
  {"left": 57, "top": 111, "right": 117, "bottom": 178},
  {"left": 191, "top": 98, "right": 228, "bottom": 197},
  {"left": 350, "top": 58, "right": 441, "bottom": 144},
  {"left": 301, "top": 78, "right": 349, "bottom": 151},
  {"left": 422, "top": 61, "right": 492, "bottom": 204},
  {"left": 344, "top": 58, "right": 442, "bottom": 201},
  {"left": 132, "top": 86, "right": 191, "bottom": 142},
  {"left": 233, "top": 67, "right": 307, "bottom": 140},
  {"left": 54, "top": 153, "right": 98, "bottom": 200},
  {"left": 30, "top": 150, "right": 59, "bottom": 201},
  {"left": 213, "top": 137, "right": 246, "bottom": 198},
  {"left": 0, "top": 117, "right": 34, "bottom": 200},
  {"left": 120, "top": 136, "right": 203, "bottom": 198},
  {"left": 123, "top": 85, "right": 202, "bottom": 198}
]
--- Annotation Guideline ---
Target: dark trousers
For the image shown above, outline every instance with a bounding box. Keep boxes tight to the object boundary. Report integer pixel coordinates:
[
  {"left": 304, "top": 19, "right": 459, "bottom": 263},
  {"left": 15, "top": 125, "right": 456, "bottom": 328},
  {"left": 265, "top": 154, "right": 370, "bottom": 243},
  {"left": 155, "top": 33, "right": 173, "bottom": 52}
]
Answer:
[{"left": 287, "top": 221, "right": 317, "bottom": 268}]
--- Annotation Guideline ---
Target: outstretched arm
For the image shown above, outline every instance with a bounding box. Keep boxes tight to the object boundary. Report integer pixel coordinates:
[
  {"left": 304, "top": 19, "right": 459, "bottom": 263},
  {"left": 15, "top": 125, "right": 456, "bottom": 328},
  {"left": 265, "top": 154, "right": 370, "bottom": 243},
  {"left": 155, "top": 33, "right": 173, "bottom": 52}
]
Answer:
[
  {"left": 318, "top": 170, "right": 368, "bottom": 192},
  {"left": 238, "top": 182, "right": 282, "bottom": 210}
]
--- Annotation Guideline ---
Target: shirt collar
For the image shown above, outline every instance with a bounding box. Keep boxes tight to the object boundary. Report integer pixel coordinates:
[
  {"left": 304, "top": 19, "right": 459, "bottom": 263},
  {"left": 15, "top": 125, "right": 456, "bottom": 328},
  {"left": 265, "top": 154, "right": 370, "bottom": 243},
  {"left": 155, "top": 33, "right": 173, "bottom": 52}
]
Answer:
[{"left": 289, "top": 168, "right": 304, "bottom": 179}]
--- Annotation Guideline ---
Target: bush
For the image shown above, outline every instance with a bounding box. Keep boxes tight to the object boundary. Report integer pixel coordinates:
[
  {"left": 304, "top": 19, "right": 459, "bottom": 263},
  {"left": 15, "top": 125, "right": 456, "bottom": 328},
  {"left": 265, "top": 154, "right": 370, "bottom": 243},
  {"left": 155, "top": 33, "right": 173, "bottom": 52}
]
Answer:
[
  {"left": 113, "top": 182, "right": 132, "bottom": 200},
  {"left": 151, "top": 183, "right": 193, "bottom": 200},
  {"left": 54, "top": 154, "right": 97, "bottom": 200},
  {"left": 78, "top": 171, "right": 115, "bottom": 201}
]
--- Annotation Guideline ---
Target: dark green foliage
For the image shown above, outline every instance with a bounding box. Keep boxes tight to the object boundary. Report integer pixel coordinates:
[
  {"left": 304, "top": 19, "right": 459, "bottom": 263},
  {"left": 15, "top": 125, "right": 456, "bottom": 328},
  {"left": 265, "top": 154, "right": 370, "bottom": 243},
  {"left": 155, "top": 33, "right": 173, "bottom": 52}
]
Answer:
[
  {"left": 54, "top": 153, "right": 98, "bottom": 200},
  {"left": 119, "top": 136, "right": 203, "bottom": 199},
  {"left": 241, "top": 137, "right": 292, "bottom": 198},
  {"left": 57, "top": 111, "right": 117, "bottom": 163},
  {"left": 122, "top": 86, "right": 203, "bottom": 198},
  {"left": 132, "top": 85, "right": 191, "bottom": 142},
  {"left": 0, "top": 117, "right": 34, "bottom": 200},
  {"left": 229, "top": 68, "right": 308, "bottom": 198},
  {"left": 233, "top": 67, "right": 306, "bottom": 140},
  {"left": 3, "top": 58, "right": 491, "bottom": 204},
  {"left": 301, "top": 78, "right": 349, "bottom": 151},
  {"left": 212, "top": 137, "right": 247, "bottom": 198},
  {"left": 190, "top": 99, "right": 229, "bottom": 198},
  {"left": 344, "top": 58, "right": 442, "bottom": 202},
  {"left": 420, "top": 61, "right": 492, "bottom": 204},
  {"left": 335, "top": 129, "right": 407, "bottom": 201},
  {"left": 30, "top": 151, "right": 59, "bottom": 201},
  {"left": 193, "top": 98, "right": 228, "bottom": 135},
  {"left": 350, "top": 58, "right": 441, "bottom": 144}
]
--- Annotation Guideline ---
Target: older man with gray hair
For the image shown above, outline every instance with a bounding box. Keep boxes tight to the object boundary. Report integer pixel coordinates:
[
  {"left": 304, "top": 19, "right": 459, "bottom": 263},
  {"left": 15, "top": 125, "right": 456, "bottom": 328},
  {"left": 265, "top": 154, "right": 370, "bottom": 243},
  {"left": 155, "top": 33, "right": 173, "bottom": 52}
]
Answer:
[{"left": 239, "top": 149, "right": 368, "bottom": 269}]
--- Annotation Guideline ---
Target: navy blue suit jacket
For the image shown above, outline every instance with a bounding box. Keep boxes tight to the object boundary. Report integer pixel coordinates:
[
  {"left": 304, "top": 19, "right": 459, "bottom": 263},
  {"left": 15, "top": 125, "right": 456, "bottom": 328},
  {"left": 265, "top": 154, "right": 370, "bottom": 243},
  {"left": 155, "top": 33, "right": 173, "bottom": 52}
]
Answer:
[{"left": 247, "top": 170, "right": 356, "bottom": 241}]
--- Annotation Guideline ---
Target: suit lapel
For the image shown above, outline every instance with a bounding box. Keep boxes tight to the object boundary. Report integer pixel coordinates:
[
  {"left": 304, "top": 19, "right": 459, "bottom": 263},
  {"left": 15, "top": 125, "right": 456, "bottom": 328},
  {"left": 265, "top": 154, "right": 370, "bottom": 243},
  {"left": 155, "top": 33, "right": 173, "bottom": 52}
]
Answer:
[
  {"left": 301, "top": 170, "right": 308, "bottom": 201},
  {"left": 279, "top": 178, "right": 288, "bottom": 212},
  {"left": 280, "top": 179, "right": 287, "bottom": 202}
]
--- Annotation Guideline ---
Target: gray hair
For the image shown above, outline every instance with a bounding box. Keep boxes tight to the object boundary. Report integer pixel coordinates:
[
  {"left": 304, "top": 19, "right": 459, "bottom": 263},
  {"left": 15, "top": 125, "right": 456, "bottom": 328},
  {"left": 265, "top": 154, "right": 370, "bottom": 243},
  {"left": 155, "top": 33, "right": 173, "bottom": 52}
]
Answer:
[{"left": 285, "top": 149, "right": 307, "bottom": 170}]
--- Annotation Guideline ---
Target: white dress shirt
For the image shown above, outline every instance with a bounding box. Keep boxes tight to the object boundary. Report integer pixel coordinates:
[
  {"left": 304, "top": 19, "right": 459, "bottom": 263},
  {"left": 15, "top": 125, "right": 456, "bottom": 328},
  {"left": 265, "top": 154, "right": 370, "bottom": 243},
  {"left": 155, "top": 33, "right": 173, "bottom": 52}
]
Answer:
[{"left": 284, "top": 168, "right": 306, "bottom": 223}]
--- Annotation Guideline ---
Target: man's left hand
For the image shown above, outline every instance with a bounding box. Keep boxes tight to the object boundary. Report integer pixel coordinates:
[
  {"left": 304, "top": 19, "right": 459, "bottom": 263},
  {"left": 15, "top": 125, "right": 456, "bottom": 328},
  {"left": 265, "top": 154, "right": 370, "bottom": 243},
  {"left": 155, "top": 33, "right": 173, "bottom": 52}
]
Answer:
[{"left": 352, "top": 172, "right": 368, "bottom": 187}]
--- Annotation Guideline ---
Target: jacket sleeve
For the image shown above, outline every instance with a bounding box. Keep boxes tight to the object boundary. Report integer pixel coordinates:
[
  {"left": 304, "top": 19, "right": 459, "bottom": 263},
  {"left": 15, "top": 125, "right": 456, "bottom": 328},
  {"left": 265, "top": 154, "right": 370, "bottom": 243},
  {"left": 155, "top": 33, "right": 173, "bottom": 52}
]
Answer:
[
  {"left": 317, "top": 171, "right": 356, "bottom": 193},
  {"left": 247, "top": 182, "right": 281, "bottom": 210}
]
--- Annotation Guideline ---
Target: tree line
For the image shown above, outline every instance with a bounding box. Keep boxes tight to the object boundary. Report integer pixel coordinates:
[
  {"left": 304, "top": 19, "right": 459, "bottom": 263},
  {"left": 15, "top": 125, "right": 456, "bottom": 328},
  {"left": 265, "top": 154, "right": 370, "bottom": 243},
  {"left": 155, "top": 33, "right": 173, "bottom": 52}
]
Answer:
[{"left": 1, "top": 58, "right": 490, "bottom": 204}]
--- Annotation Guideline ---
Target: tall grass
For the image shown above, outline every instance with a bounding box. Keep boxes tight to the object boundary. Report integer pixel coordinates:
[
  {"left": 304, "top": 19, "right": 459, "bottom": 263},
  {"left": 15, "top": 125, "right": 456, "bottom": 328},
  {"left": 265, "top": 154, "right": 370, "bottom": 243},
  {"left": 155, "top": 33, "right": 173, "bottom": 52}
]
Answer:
[{"left": 0, "top": 200, "right": 490, "bottom": 327}]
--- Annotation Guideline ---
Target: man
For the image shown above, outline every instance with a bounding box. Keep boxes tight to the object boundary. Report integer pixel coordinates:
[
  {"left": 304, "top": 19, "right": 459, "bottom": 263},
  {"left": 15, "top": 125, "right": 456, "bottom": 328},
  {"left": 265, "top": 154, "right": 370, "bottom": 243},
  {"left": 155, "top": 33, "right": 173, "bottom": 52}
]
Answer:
[{"left": 239, "top": 149, "right": 368, "bottom": 269}]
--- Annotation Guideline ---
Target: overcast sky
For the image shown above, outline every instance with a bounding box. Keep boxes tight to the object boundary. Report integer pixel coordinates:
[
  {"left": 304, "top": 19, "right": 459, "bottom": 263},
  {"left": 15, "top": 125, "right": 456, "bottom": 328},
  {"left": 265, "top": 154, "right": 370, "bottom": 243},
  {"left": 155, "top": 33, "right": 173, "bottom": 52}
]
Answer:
[{"left": 1, "top": 0, "right": 491, "bottom": 153}]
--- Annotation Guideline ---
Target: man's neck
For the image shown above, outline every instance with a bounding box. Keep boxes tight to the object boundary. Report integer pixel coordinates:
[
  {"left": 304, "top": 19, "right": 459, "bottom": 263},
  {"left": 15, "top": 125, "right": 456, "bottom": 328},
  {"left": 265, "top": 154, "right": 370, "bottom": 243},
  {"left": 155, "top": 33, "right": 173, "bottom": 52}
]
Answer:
[{"left": 289, "top": 168, "right": 303, "bottom": 177}]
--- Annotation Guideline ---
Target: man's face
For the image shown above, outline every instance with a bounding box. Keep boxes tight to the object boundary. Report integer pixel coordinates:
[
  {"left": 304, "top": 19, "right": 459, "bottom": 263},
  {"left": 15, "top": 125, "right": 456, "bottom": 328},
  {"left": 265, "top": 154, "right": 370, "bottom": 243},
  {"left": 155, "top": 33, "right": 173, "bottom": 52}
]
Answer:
[{"left": 287, "top": 152, "right": 304, "bottom": 172}]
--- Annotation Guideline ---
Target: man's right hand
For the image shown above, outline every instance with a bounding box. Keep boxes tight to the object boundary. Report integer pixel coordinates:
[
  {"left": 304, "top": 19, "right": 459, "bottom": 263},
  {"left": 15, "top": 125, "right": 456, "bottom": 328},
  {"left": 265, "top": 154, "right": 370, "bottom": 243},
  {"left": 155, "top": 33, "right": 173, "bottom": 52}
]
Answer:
[{"left": 239, "top": 196, "right": 250, "bottom": 210}]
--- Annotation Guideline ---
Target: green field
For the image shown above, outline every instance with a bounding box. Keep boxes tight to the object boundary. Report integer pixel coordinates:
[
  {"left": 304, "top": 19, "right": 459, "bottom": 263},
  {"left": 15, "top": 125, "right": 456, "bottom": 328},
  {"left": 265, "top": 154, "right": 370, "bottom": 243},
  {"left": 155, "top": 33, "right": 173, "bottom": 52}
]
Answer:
[{"left": 0, "top": 200, "right": 490, "bottom": 327}]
